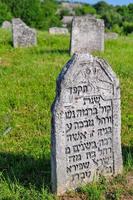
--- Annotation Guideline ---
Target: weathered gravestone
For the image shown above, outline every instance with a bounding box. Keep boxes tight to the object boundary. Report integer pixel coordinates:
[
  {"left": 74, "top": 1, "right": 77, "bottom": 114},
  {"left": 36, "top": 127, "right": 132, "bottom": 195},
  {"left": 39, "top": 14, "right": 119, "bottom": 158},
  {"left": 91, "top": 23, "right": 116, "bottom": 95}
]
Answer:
[
  {"left": 70, "top": 15, "right": 104, "bottom": 55},
  {"left": 12, "top": 18, "right": 37, "bottom": 48},
  {"left": 49, "top": 27, "right": 69, "bottom": 35},
  {"left": 105, "top": 32, "right": 118, "bottom": 40},
  {"left": 1, "top": 21, "right": 12, "bottom": 29},
  {"left": 51, "top": 53, "right": 123, "bottom": 195},
  {"left": 62, "top": 16, "right": 73, "bottom": 27}
]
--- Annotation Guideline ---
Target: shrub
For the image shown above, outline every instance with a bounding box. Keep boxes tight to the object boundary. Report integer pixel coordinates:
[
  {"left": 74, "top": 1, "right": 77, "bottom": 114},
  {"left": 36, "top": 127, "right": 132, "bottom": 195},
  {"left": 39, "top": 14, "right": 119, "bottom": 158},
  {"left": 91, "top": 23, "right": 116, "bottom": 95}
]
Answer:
[{"left": 123, "top": 22, "right": 133, "bottom": 34}]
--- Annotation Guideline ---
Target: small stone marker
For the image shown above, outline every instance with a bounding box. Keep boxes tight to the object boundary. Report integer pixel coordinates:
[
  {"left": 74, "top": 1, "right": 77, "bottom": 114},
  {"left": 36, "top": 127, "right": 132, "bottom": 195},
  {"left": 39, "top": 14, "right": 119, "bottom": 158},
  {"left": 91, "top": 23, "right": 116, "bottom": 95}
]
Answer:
[
  {"left": 105, "top": 32, "right": 118, "bottom": 40},
  {"left": 70, "top": 15, "right": 104, "bottom": 55},
  {"left": 1, "top": 21, "right": 12, "bottom": 29},
  {"left": 51, "top": 53, "right": 123, "bottom": 195},
  {"left": 49, "top": 27, "right": 69, "bottom": 35},
  {"left": 62, "top": 16, "right": 73, "bottom": 27},
  {"left": 12, "top": 18, "right": 37, "bottom": 48}
]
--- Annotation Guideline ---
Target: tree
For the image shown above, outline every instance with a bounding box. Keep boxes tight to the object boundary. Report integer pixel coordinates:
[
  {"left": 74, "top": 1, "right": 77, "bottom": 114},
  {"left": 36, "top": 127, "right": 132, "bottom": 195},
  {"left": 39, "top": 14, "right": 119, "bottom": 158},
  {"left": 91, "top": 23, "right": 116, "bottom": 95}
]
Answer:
[
  {"left": 1, "top": 0, "right": 42, "bottom": 27},
  {"left": 123, "top": 22, "right": 133, "bottom": 34},
  {"left": 94, "top": 1, "right": 113, "bottom": 15},
  {"left": 40, "top": 0, "right": 61, "bottom": 30},
  {"left": 0, "top": 1, "right": 12, "bottom": 25},
  {"left": 128, "top": 3, "right": 133, "bottom": 13},
  {"left": 59, "top": 9, "right": 71, "bottom": 19},
  {"left": 1, "top": 0, "right": 61, "bottom": 30},
  {"left": 74, "top": 4, "right": 96, "bottom": 16},
  {"left": 102, "top": 11, "right": 122, "bottom": 29}
]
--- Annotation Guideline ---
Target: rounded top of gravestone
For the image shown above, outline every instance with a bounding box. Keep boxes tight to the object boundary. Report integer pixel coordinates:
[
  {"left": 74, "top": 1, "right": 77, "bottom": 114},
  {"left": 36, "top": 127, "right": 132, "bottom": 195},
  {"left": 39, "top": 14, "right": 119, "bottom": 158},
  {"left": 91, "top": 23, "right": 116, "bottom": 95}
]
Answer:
[
  {"left": 1, "top": 21, "right": 12, "bottom": 29},
  {"left": 56, "top": 53, "right": 120, "bottom": 101}
]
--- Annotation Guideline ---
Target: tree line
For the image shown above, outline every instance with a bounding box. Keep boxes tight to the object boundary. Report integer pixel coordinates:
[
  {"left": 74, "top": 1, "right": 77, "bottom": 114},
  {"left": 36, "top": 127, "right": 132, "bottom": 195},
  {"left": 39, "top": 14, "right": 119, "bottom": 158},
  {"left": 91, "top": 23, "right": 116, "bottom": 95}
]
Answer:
[
  {"left": 0, "top": 0, "right": 61, "bottom": 30},
  {"left": 0, "top": 0, "right": 133, "bottom": 34}
]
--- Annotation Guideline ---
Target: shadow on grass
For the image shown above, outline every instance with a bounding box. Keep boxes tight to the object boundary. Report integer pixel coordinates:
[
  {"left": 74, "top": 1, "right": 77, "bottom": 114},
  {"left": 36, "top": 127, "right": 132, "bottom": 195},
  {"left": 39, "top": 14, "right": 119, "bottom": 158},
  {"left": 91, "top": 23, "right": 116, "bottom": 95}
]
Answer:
[
  {"left": 0, "top": 152, "right": 51, "bottom": 191},
  {"left": 0, "top": 145, "right": 132, "bottom": 193},
  {"left": 34, "top": 48, "right": 69, "bottom": 55},
  {"left": 122, "top": 145, "right": 133, "bottom": 168},
  {"left": 9, "top": 40, "right": 13, "bottom": 47}
]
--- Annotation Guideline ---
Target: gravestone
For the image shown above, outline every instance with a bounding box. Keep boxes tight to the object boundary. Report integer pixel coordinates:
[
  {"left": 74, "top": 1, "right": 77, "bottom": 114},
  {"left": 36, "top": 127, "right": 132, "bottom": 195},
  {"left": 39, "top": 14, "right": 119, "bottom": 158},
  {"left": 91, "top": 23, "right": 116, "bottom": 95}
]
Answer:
[
  {"left": 12, "top": 18, "right": 37, "bottom": 48},
  {"left": 51, "top": 53, "right": 123, "bottom": 195},
  {"left": 1, "top": 21, "right": 11, "bottom": 29},
  {"left": 70, "top": 15, "right": 104, "bottom": 55},
  {"left": 105, "top": 32, "right": 118, "bottom": 40},
  {"left": 49, "top": 27, "right": 69, "bottom": 35},
  {"left": 62, "top": 16, "right": 73, "bottom": 27}
]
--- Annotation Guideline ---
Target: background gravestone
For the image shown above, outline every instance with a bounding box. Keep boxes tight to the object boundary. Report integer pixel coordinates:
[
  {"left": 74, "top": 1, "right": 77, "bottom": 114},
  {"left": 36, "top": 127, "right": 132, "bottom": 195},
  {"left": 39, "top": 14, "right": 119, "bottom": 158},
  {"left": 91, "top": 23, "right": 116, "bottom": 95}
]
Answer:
[
  {"left": 105, "top": 32, "right": 118, "bottom": 40},
  {"left": 49, "top": 27, "right": 69, "bottom": 35},
  {"left": 61, "top": 16, "right": 73, "bottom": 28},
  {"left": 1, "top": 21, "right": 12, "bottom": 29},
  {"left": 70, "top": 15, "right": 104, "bottom": 55},
  {"left": 12, "top": 18, "right": 37, "bottom": 48},
  {"left": 51, "top": 53, "right": 123, "bottom": 195}
]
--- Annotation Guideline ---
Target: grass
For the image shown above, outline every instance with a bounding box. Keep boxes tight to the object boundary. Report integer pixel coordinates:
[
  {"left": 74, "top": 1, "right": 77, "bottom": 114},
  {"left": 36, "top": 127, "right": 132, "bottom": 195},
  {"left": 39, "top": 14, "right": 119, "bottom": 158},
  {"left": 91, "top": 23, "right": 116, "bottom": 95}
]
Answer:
[{"left": 0, "top": 28, "right": 133, "bottom": 199}]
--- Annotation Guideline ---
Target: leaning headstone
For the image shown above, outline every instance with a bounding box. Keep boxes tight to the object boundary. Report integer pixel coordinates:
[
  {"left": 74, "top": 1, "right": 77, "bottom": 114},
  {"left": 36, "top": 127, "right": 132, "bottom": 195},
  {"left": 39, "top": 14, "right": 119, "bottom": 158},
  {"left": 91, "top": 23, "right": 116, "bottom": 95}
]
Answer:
[
  {"left": 51, "top": 53, "right": 123, "bottom": 195},
  {"left": 1, "top": 21, "right": 11, "bottom": 29},
  {"left": 12, "top": 18, "right": 37, "bottom": 48},
  {"left": 49, "top": 27, "right": 69, "bottom": 35},
  {"left": 105, "top": 32, "right": 118, "bottom": 40},
  {"left": 70, "top": 15, "right": 104, "bottom": 55}
]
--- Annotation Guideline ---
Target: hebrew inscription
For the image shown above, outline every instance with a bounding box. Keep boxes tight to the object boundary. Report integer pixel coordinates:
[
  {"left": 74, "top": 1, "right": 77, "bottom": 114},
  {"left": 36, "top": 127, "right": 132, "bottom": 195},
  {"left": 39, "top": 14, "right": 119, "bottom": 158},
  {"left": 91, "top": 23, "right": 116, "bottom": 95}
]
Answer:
[
  {"left": 65, "top": 95, "right": 113, "bottom": 183},
  {"left": 51, "top": 53, "right": 123, "bottom": 195}
]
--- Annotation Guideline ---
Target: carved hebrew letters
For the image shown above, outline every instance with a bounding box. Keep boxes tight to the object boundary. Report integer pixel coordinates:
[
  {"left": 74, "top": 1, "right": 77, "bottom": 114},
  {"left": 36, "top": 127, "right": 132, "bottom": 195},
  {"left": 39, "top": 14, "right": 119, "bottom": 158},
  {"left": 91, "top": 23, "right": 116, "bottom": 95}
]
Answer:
[
  {"left": 51, "top": 53, "right": 122, "bottom": 195},
  {"left": 65, "top": 95, "right": 114, "bottom": 183}
]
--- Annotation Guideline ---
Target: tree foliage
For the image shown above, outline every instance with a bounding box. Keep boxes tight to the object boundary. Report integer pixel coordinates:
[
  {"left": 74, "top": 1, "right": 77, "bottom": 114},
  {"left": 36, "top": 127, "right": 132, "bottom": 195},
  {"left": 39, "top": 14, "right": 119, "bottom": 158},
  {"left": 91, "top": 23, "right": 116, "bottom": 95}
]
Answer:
[
  {"left": 94, "top": 1, "right": 133, "bottom": 34},
  {"left": 0, "top": 0, "right": 133, "bottom": 34},
  {"left": 0, "top": 1, "right": 12, "bottom": 25},
  {"left": 40, "top": 0, "right": 61, "bottom": 30},
  {"left": 0, "top": 0, "right": 61, "bottom": 30},
  {"left": 74, "top": 4, "right": 96, "bottom": 16}
]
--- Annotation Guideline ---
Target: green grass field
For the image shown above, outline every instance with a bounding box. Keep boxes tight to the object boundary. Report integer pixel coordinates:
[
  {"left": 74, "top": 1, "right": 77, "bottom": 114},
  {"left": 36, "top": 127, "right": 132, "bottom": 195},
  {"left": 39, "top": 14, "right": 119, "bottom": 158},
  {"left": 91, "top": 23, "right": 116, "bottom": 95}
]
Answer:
[{"left": 0, "top": 29, "right": 133, "bottom": 200}]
